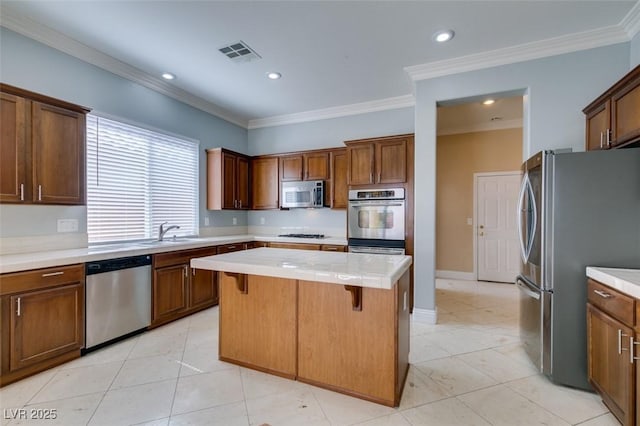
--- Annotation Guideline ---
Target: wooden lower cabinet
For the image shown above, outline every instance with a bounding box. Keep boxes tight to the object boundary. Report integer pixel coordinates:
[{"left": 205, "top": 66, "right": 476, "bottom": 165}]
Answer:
[
  {"left": 587, "top": 278, "right": 637, "bottom": 425},
  {"left": 1, "top": 264, "right": 84, "bottom": 386},
  {"left": 219, "top": 273, "right": 297, "bottom": 378},
  {"left": 152, "top": 247, "right": 218, "bottom": 327},
  {"left": 153, "top": 264, "right": 189, "bottom": 323},
  {"left": 587, "top": 304, "right": 634, "bottom": 424}
]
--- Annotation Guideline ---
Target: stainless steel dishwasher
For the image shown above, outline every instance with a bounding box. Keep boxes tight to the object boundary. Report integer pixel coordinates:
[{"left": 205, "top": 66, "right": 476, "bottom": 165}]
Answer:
[{"left": 85, "top": 255, "right": 152, "bottom": 350}]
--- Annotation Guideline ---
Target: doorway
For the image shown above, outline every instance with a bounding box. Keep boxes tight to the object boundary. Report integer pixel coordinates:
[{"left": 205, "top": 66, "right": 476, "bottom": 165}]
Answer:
[
  {"left": 435, "top": 94, "right": 523, "bottom": 281},
  {"left": 475, "top": 172, "right": 520, "bottom": 283}
]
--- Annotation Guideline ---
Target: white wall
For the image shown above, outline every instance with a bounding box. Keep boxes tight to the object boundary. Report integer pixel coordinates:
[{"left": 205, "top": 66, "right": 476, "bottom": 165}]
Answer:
[
  {"left": 0, "top": 28, "right": 248, "bottom": 244},
  {"left": 248, "top": 107, "right": 415, "bottom": 233},
  {"left": 413, "top": 43, "right": 630, "bottom": 313}
]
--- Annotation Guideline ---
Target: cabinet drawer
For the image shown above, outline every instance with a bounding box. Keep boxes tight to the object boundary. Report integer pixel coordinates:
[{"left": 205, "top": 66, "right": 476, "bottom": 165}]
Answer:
[
  {"left": 217, "top": 243, "right": 246, "bottom": 254},
  {"left": 269, "top": 242, "right": 321, "bottom": 251},
  {"left": 587, "top": 279, "right": 634, "bottom": 326},
  {"left": 154, "top": 247, "right": 217, "bottom": 268},
  {"left": 0, "top": 264, "right": 84, "bottom": 296},
  {"left": 320, "top": 244, "right": 346, "bottom": 252}
]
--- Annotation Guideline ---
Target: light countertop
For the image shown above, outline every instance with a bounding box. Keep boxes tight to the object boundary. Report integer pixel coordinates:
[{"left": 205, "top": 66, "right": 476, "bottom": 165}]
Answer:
[
  {"left": 191, "top": 247, "right": 412, "bottom": 290},
  {"left": 586, "top": 267, "right": 640, "bottom": 299},
  {"left": 0, "top": 235, "right": 348, "bottom": 274}
]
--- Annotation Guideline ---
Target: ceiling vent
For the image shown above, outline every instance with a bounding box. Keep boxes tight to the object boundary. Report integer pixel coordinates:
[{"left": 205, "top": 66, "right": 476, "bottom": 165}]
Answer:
[{"left": 218, "top": 41, "right": 261, "bottom": 63}]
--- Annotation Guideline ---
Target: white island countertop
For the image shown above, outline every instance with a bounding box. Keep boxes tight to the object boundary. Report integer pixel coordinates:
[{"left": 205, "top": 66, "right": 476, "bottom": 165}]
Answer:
[
  {"left": 586, "top": 267, "right": 640, "bottom": 299},
  {"left": 191, "top": 247, "right": 412, "bottom": 290}
]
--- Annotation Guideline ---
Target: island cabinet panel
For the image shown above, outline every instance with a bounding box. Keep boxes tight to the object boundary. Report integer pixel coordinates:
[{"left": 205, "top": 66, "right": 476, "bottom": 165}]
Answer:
[
  {"left": 219, "top": 273, "right": 297, "bottom": 378},
  {"left": 297, "top": 271, "right": 410, "bottom": 406}
]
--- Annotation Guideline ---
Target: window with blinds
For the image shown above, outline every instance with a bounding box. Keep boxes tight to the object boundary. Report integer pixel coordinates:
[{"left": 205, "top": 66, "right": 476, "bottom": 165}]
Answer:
[{"left": 86, "top": 115, "right": 199, "bottom": 244}]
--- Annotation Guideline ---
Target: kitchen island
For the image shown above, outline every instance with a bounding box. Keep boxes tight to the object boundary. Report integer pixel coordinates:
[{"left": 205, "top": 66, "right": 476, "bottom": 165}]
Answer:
[{"left": 191, "top": 247, "right": 412, "bottom": 407}]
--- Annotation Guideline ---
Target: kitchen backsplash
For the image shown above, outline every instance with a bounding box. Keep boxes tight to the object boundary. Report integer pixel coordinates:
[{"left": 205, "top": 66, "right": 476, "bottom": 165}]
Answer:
[{"left": 247, "top": 209, "right": 346, "bottom": 238}]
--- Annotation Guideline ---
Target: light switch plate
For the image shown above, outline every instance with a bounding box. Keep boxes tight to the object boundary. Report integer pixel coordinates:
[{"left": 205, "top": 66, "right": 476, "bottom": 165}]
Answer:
[
  {"left": 260, "top": 217, "right": 266, "bottom": 225},
  {"left": 232, "top": 217, "right": 237, "bottom": 225},
  {"left": 57, "top": 219, "right": 78, "bottom": 233},
  {"left": 467, "top": 218, "right": 473, "bottom": 225},
  {"left": 204, "top": 217, "right": 210, "bottom": 226}
]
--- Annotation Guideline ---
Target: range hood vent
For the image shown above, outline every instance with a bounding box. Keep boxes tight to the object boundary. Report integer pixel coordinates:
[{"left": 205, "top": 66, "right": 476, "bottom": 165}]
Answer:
[{"left": 218, "top": 41, "right": 261, "bottom": 63}]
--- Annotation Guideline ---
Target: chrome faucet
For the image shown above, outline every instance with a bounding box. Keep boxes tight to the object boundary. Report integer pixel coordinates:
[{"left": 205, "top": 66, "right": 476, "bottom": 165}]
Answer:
[{"left": 158, "top": 222, "right": 180, "bottom": 241}]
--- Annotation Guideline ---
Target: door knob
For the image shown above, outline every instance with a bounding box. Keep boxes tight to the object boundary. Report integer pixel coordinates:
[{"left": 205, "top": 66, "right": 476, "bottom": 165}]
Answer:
[{"left": 479, "top": 225, "right": 484, "bottom": 229}]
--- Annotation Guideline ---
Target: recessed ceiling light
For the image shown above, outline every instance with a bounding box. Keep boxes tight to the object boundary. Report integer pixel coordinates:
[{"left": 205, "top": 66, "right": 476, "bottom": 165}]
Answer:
[
  {"left": 161, "top": 72, "right": 176, "bottom": 80},
  {"left": 267, "top": 72, "right": 282, "bottom": 80},
  {"left": 433, "top": 30, "right": 455, "bottom": 43},
  {"left": 483, "top": 99, "right": 495, "bottom": 105}
]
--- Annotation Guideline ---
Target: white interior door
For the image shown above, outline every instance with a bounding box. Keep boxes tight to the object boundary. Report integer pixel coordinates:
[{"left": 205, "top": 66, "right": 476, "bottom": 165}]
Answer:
[{"left": 477, "top": 173, "right": 520, "bottom": 283}]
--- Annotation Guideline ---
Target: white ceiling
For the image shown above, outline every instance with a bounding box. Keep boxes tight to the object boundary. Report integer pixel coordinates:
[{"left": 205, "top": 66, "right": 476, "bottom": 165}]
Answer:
[{"left": 1, "top": 1, "right": 638, "bottom": 128}]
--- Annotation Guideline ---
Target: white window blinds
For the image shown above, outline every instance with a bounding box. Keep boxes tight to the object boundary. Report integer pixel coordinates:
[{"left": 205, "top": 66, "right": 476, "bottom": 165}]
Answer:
[{"left": 86, "top": 115, "right": 199, "bottom": 243}]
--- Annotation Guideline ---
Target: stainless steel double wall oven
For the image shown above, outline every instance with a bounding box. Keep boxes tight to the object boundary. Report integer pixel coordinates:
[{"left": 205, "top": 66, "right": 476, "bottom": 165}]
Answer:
[{"left": 347, "top": 188, "right": 406, "bottom": 255}]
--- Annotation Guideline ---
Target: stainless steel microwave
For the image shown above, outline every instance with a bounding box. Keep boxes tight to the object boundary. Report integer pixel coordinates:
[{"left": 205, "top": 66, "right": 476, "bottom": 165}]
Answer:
[{"left": 281, "top": 180, "right": 324, "bottom": 208}]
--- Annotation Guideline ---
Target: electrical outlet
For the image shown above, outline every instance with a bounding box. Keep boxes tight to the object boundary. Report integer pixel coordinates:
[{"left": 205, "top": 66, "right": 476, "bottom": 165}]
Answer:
[
  {"left": 260, "top": 217, "right": 266, "bottom": 225},
  {"left": 57, "top": 219, "right": 78, "bottom": 233},
  {"left": 232, "top": 217, "right": 237, "bottom": 225},
  {"left": 467, "top": 218, "right": 473, "bottom": 225},
  {"left": 204, "top": 217, "right": 210, "bottom": 226}
]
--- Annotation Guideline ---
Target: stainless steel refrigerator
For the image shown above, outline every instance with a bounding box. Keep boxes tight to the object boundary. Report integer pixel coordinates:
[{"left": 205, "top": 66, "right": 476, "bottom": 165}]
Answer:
[{"left": 516, "top": 148, "right": 640, "bottom": 390}]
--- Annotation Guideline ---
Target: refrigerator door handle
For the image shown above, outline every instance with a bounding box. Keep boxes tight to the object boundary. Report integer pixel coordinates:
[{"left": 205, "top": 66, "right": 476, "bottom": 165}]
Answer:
[
  {"left": 516, "top": 276, "right": 541, "bottom": 300},
  {"left": 524, "top": 175, "right": 537, "bottom": 263},
  {"left": 517, "top": 173, "right": 528, "bottom": 262}
]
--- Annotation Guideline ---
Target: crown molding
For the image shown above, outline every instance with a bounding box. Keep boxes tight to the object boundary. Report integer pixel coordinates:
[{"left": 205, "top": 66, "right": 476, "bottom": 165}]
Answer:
[
  {"left": 621, "top": 0, "right": 640, "bottom": 38},
  {"left": 437, "top": 118, "right": 523, "bottom": 136},
  {"left": 0, "top": 11, "right": 249, "bottom": 128},
  {"left": 405, "top": 25, "right": 630, "bottom": 81},
  {"left": 248, "top": 94, "right": 415, "bottom": 129}
]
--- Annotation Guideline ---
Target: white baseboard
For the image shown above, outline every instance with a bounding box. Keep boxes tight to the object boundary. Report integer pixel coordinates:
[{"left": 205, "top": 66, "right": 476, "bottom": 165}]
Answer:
[
  {"left": 436, "top": 270, "right": 476, "bottom": 281},
  {"left": 412, "top": 308, "right": 438, "bottom": 324}
]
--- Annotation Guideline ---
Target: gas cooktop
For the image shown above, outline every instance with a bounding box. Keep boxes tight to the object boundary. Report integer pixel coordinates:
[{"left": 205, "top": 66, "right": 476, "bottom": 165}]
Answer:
[{"left": 278, "top": 233, "right": 325, "bottom": 239}]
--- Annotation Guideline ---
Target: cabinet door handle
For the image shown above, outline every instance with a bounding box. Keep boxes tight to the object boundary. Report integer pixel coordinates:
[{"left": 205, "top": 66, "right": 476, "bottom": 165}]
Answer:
[
  {"left": 38, "top": 185, "right": 42, "bottom": 201},
  {"left": 239, "top": 199, "right": 242, "bottom": 209},
  {"left": 619, "top": 329, "right": 631, "bottom": 355},
  {"left": 20, "top": 183, "right": 24, "bottom": 201},
  {"left": 593, "top": 289, "right": 612, "bottom": 299},
  {"left": 369, "top": 173, "right": 373, "bottom": 183},
  {"left": 599, "top": 131, "right": 603, "bottom": 149},
  {"left": 184, "top": 266, "right": 188, "bottom": 278},
  {"left": 606, "top": 129, "right": 611, "bottom": 148},
  {"left": 42, "top": 271, "right": 64, "bottom": 277},
  {"left": 16, "top": 297, "right": 21, "bottom": 317},
  {"left": 378, "top": 172, "right": 381, "bottom": 182},
  {"left": 632, "top": 338, "right": 640, "bottom": 363},
  {"left": 192, "top": 267, "right": 196, "bottom": 276}
]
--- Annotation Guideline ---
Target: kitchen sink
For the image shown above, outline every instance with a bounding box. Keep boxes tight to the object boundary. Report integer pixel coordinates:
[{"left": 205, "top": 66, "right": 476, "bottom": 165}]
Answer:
[{"left": 137, "top": 238, "right": 202, "bottom": 245}]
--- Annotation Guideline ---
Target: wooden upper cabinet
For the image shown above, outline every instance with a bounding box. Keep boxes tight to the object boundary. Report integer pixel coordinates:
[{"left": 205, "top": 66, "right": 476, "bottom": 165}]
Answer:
[
  {"left": 236, "top": 155, "right": 250, "bottom": 209},
  {"left": 0, "top": 93, "right": 27, "bottom": 203},
  {"left": 347, "top": 143, "right": 375, "bottom": 185},
  {"left": 377, "top": 139, "right": 407, "bottom": 184},
  {"left": 207, "top": 148, "right": 250, "bottom": 210},
  {"left": 32, "top": 102, "right": 86, "bottom": 204},
  {"left": 345, "top": 135, "right": 409, "bottom": 185},
  {"left": 330, "top": 149, "right": 347, "bottom": 209},
  {"left": 0, "top": 85, "right": 89, "bottom": 205},
  {"left": 251, "top": 157, "right": 279, "bottom": 209},
  {"left": 584, "top": 65, "right": 640, "bottom": 150},
  {"left": 280, "top": 154, "right": 303, "bottom": 182},
  {"left": 280, "top": 152, "right": 329, "bottom": 182},
  {"left": 304, "top": 152, "right": 329, "bottom": 180},
  {"left": 585, "top": 101, "right": 611, "bottom": 151}
]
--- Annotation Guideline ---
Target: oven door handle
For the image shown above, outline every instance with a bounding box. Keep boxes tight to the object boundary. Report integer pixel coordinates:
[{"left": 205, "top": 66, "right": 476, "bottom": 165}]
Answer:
[
  {"left": 350, "top": 203, "right": 404, "bottom": 208},
  {"left": 516, "top": 276, "right": 541, "bottom": 300}
]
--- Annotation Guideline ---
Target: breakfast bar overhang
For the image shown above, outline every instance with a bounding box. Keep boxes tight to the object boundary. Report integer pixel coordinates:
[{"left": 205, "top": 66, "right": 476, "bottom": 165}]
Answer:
[{"left": 190, "top": 247, "right": 412, "bottom": 407}]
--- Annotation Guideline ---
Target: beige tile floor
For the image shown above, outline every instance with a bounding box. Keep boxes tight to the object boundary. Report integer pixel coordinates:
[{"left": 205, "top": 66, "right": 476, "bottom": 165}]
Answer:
[{"left": 0, "top": 279, "right": 618, "bottom": 425}]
